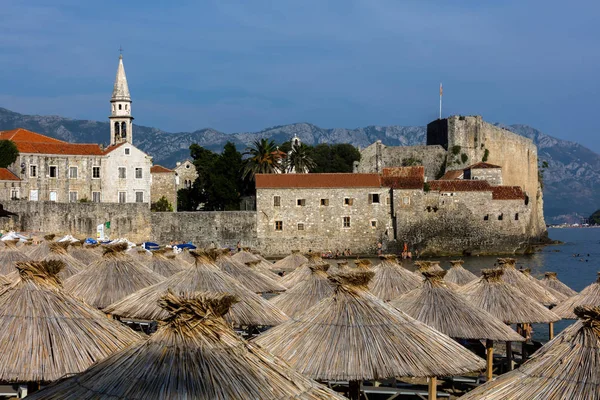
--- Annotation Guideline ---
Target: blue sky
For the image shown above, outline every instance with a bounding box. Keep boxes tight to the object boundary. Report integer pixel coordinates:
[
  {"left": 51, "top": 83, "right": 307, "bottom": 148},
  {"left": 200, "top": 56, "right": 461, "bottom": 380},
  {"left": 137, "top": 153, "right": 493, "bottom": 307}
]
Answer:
[{"left": 1, "top": 0, "right": 599, "bottom": 151}]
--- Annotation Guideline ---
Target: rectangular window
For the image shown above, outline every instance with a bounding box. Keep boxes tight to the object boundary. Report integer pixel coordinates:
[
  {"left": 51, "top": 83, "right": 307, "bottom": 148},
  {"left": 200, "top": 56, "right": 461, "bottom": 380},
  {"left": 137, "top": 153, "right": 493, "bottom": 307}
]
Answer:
[
  {"left": 498, "top": 214, "right": 504, "bottom": 221},
  {"left": 369, "top": 193, "right": 380, "bottom": 204},
  {"left": 92, "top": 166, "right": 101, "bottom": 179},
  {"left": 29, "top": 165, "right": 37, "bottom": 177},
  {"left": 297, "top": 199, "right": 306, "bottom": 206},
  {"left": 118, "top": 167, "right": 126, "bottom": 179},
  {"left": 275, "top": 220, "right": 283, "bottom": 231},
  {"left": 135, "top": 168, "right": 143, "bottom": 179},
  {"left": 29, "top": 190, "right": 38, "bottom": 201},
  {"left": 49, "top": 166, "right": 57, "bottom": 178},
  {"left": 343, "top": 216, "right": 351, "bottom": 228},
  {"left": 515, "top": 213, "right": 519, "bottom": 221},
  {"left": 92, "top": 192, "right": 101, "bottom": 203},
  {"left": 118, "top": 191, "right": 127, "bottom": 203},
  {"left": 402, "top": 196, "right": 410, "bottom": 205},
  {"left": 135, "top": 191, "right": 144, "bottom": 203},
  {"left": 298, "top": 223, "right": 305, "bottom": 231},
  {"left": 49, "top": 191, "right": 57, "bottom": 202},
  {"left": 273, "top": 196, "right": 281, "bottom": 207},
  {"left": 10, "top": 188, "right": 19, "bottom": 200},
  {"left": 69, "top": 191, "right": 78, "bottom": 203},
  {"left": 320, "top": 199, "right": 329, "bottom": 206},
  {"left": 370, "top": 220, "right": 377, "bottom": 228},
  {"left": 484, "top": 214, "right": 489, "bottom": 221},
  {"left": 69, "top": 166, "right": 78, "bottom": 179},
  {"left": 125, "top": 148, "right": 130, "bottom": 155},
  {"left": 344, "top": 197, "right": 354, "bottom": 206}
]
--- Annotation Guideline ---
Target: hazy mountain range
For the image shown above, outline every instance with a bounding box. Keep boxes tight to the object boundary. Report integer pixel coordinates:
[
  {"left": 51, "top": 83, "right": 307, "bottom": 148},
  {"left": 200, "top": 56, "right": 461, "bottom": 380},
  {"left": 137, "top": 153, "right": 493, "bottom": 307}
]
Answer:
[{"left": 0, "top": 107, "right": 597, "bottom": 224}]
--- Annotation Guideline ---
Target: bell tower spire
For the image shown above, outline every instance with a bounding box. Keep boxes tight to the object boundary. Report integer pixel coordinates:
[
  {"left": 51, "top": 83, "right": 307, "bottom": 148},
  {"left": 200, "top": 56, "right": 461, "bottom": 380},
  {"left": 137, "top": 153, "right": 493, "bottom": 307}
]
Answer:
[{"left": 109, "top": 52, "right": 134, "bottom": 146}]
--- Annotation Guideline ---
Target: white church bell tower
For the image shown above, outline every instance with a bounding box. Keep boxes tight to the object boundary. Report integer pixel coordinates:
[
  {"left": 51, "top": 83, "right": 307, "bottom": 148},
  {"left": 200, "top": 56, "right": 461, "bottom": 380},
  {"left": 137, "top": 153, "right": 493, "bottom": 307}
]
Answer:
[{"left": 109, "top": 54, "right": 133, "bottom": 146}]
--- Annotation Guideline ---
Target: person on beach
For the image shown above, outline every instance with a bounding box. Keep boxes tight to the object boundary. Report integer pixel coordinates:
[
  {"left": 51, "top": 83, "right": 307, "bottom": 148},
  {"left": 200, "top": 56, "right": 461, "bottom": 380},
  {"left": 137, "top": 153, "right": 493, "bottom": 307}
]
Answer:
[
  {"left": 377, "top": 241, "right": 382, "bottom": 256},
  {"left": 236, "top": 241, "right": 241, "bottom": 252}
]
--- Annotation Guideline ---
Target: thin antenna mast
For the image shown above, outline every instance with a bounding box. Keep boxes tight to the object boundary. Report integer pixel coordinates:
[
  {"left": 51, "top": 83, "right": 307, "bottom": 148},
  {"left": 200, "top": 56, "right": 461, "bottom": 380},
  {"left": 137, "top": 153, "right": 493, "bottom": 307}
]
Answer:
[{"left": 439, "top": 83, "right": 443, "bottom": 120}]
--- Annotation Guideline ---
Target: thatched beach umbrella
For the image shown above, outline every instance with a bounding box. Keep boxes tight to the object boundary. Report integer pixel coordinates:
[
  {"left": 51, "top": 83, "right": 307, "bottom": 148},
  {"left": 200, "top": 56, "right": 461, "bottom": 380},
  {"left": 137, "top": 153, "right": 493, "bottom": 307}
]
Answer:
[
  {"left": 553, "top": 272, "right": 600, "bottom": 320},
  {"left": 328, "top": 260, "right": 350, "bottom": 275},
  {"left": 459, "top": 305, "right": 600, "bottom": 400},
  {"left": 231, "top": 249, "right": 260, "bottom": 264},
  {"left": 63, "top": 244, "right": 165, "bottom": 309},
  {"left": 26, "top": 234, "right": 57, "bottom": 258},
  {"left": 390, "top": 270, "right": 524, "bottom": 381},
  {"left": 213, "top": 249, "right": 285, "bottom": 293},
  {"left": 445, "top": 260, "right": 477, "bottom": 286},
  {"left": 0, "top": 239, "right": 31, "bottom": 275},
  {"left": 254, "top": 270, "right": 485, "bottom": 400},
  {"left": 272, "top": 250, "right": 309, "bottom": 272},
  {"left": 37, "top": 242, "right": 86, "bottom": 280},
  {"left": 281, "top": 253, "right": 329, "bottom": 288},
  {"left": 0, "top": 260, "right": 140, "bottom": 383},
  {"left": 245, "top": 259, "right": 283, "bottom": 281},
  {"left": 104, "top": 251, "right": 288, "bottom": 327},
  {"left": 146, "top": 249, "right": 188, "bottom": 277},
  {"left": 270, "top": 263, "right": 333, "bottom": 318},
  {"left": 68, "top": 241, "right": 102, "bottom": 266},
  {"left": 540, "top": 271, "right": 578, "bottom": 298},
  {"left": 354, "top": 259, "right": 372, "bottom": 269},
  {"left": 368, "top": 254, "right": 421, "bottom": 301},
  {"left": 520, "top": 268, "right": 567, "bottom": 303},
  {"left": 497, "top": 258, "right": 559, "bottom": 306},
  {"left": 429, "top": 260, "right": 444, "bottom": 271},
  {"left": 27, "top": 291, "right": 344, "bottom": 400}
]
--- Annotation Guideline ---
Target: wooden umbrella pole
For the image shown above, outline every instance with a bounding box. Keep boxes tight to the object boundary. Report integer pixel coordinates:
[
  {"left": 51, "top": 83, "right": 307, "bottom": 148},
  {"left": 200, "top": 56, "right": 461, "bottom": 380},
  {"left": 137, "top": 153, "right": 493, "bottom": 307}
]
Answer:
[
  {"left": 348, "top": 380, "right": 361, "bottom": 400},
  {"left": 486, "top": 339, "right": 494, "bottom": 382},
  {"left": 549, "top": 321, "right": 554, "bottom": 340},
  {"left": 428, "top": 377, "right": 437, "bottom": 400},
  {"left": 522, "top": 323, "right": 529, "bottom": 362},
  {"left": 506, "top": 341, "right": 513, "bottom": 371}
]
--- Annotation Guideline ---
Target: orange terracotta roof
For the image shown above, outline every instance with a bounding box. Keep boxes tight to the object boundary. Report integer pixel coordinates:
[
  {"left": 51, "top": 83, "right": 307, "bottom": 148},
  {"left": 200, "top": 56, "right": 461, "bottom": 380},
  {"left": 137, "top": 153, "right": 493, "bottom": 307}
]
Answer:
[
  {"left": 0, "top": 168, "right": 19, "bottom": 181},
  {"left": 256, "top": 173, "right": 382, "bottom": 188},
  {"left": 440, "top": 170, "right": 464, "bottom": 180},
  {"left": 381, "top": 167, "right": 424, "bottom": 189},
  {"left": 0, "top": 128, "right": 65, "bottom": 144},
  {"left": 429, "top": 180, "right": 492, "bottom": 192},
  {"left": 0, "top": 128, "right": 104, "bottom": 155},
  {"left": 151, "top": 165, "right": 173, "bottom": 173},
  {"left": 465, "top": 162, "right": 502, "bottom": 169},
  {"left": 491, "top": 186, "right": 525, "bottom": 200},
  {"left": 103, "top": 142, "right": 127, "bottom": 154}
]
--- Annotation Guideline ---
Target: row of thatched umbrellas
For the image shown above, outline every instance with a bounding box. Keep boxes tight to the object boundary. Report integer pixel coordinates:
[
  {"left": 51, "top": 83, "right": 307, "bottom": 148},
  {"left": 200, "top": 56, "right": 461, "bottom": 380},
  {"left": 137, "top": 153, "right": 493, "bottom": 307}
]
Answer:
[{"left": 0, "top": 237, "right": 598, "bottom": 399}]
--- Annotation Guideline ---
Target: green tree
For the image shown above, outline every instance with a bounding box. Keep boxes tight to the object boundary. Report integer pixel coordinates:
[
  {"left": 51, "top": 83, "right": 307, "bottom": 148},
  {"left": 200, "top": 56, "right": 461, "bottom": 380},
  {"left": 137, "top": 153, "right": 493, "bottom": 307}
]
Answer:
[
  {"left": 177, "top": 188, "right": 200, "bottom": 211},
  {"left": 242, "top": 138, "right": 281, "bottom": 180},
  {"left": 285, "top": 143, "right": 316, "bottom": 173},
  {"left": 590, "top": 210, "right": 600, "bottom": 225},
  {"left": 311, "top": 143, "right": 361, "bottom": 173},
  {"left": 151, "top": 196, "right": 174, "bottom": 212},
  {"left": 0, "top": 140, "right": 19, "bottom": 168}
]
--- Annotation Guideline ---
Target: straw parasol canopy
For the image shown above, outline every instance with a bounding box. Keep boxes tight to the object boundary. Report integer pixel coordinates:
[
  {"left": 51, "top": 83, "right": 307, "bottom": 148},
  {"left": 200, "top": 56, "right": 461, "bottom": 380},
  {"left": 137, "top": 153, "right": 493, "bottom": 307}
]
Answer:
[
  {"left": 553, "top": 272, "right": 600, "bottom": 319},
  {"left": 270, "top": 263, "right": 334, "bottom": 318},
  {"left": 496, "top": 258, "right": 559, "bottom": 306},
  {"left": 540, "top": 271, "right": 578, "bottom": 298},
  {"left": 390, "top": 271, "right": 524, "bottom": 342},
  {"left": 459, "top": 305, "right": 600, "bottom": 400},
  {"left": 272, "top": 250, "right": 309, "bottom": 272},
  {"left": 254, "top": 270, "right": 485, "bottom": 381},
  {"left": 429, "top": 261, "right": 444, "bottom": 271},
  {"left": 458, "top": 269, "right": 560, "bottom": 324},
  {"left": 212, "top": 249, "right": 285, "bottom": 293},
  {"left": 36, "top": 242, "right": 86, "bottom": 280},
  {"left": 0, "top": 239, "right": 31, "bottom": 275},
  {"left": 27, "top": 291, "right": 345, "bottom": 400},
  {"left": 26, "top": 235, "right": 57, "bottom": 259},
  {"left": 146, "top": 249, "right": 188, "bottom": 277},
  {"left": 328, "top": 260, "right": 350, "bottom": 275},
  {"left": 520, "top": 268, "right": 567, "bottom": 302},
  {"left": 63, "top": 243, "right": 165, "bottom": 309},
  {"left": 445, "top": 260, "right": 478, "bottom": 286},
  {"left": 0, "top": 260, "right": 141, "bottom": 383},
  {"left": 246, "top": 252, "right": 282, "bottom": 280},
  {"left": 231, "top": 249, "right": 260, "bottom": 264},
  {"left": 104, "top": 251, "right": 288, "bottom": 327},
  {"left": 354, "top": 259, "right": 372, "bottom": 269},
  {"left": 280, "top": 253, "right": 329, "bottom": 288},
  {"left": 368, "top": 254, "right": 422, "bottom": 301},
  {"left": 68, "top": 241, "right": 102, "bottom": 266}
]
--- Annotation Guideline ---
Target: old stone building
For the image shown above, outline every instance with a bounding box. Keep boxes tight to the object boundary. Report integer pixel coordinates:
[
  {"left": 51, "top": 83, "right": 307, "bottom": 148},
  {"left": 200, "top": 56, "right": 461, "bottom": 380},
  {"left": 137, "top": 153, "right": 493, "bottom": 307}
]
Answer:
[
  {"left": 0, "top": 168, "right": 20, "bottom": 202},
  {"left": 150, "top": 165, "right": 177, "bottom": 210},
  {"left": 174, "top": 160, "right": 197, "bottom": 191},
  {"left": 0, "top": 55, "right": 152, "bottom": 204}
]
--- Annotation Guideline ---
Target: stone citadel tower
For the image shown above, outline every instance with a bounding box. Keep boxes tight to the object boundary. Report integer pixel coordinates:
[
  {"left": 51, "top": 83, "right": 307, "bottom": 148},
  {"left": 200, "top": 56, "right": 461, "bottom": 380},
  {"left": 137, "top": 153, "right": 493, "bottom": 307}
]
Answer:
[{"left": 109, "top": 55, "right": 133, "bottom": 146}]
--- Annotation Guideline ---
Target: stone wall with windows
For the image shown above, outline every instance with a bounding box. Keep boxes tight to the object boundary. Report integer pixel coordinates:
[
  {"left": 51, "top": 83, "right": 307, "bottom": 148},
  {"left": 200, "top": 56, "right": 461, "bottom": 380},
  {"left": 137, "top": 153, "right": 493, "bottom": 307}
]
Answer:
[
  {"left": 101, "top": 144, "right": 152, "bottom": 204},
  {"left": 150, "top": 171, "right": 177, "bottom": 211}
]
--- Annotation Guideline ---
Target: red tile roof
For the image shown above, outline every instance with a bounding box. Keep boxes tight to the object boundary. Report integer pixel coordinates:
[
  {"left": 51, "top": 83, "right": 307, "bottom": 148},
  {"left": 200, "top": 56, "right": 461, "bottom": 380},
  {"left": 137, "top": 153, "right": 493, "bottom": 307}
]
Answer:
[
  {"left": 103, "top": 142, "right": 127, "bottom": 154},
  {"left": 491, "top": 186, "right": 526, "bottom": 200},
  {"left": 466, "top": 162, "right": 502, "bottom": 169},
  {"left": 429, "top": 180, "right": 492, "bottom": 192},
  {"left": 0, "top": 168, "right": 19, "bottom": 181},
  {"left": 381, "top": 166, "right": 424, "bottom": 189},
  {"left": 440, "top": 170, "right": 464, "bottom": 180},
  {"left": 256, "top": 173, "right": 382, "bottom": 188},
  {"left": 151, "top": 165, "right": 174, "bottom": 173},
  {"left": 0, "top": 128, "right": 103, "bottom": 155}
]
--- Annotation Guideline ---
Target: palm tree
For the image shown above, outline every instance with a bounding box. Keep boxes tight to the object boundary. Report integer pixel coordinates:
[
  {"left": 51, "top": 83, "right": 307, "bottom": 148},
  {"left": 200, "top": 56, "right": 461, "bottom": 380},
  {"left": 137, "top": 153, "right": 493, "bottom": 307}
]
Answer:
[
  {"left": 242, "top": 138, "right": 281, "bottom": 180},
  {"left": 285, "top": 143, "right": 316, "bottom": 173}
]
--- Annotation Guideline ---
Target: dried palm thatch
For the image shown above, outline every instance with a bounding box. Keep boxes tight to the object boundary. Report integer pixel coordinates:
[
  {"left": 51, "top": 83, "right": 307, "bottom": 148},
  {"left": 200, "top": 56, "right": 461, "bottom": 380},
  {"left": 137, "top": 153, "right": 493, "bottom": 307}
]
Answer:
[
  {"left": 270, "top": 263, "right": 333, "bottom": 318},
  {"left": 63, "top": 243, "right": 165, "bottom": 309},
  {"left": 540, "top": 271, "right": 578, "bottom": 298},
  {"left": 254, "top": 270, "right": 485, "bottom": 381},
  {"left": 328, "top": 260, "right": 350, "bottom": 275},
  {"left": 146, "top": 249, "right": 188, "bottom": 277},
  {"left": 520, "top": 268, "right": 567, "bottom": 302},
  {"left": 458, "top": 269, "right": 559, "bottom": 324},
  {"left": 104, "top": 251, "right": 288, "bottom": 327},
  {"left": 428, "top": 261, "right": 444, "bottom": 271},
  {"left": 231, "top": 249, "right": 260, "bottom": 264},
  {"left": 445, "top": 260, "right": 478, "bottom": 286},
  {"left": 460, "top": 305, "right": 600, "bottom": 400},
  {"left": 553, "top": 272, "right": 600, "bottom": 319},
  {"left": 212, "top": 250, "right": 285, "bottom": 293},
  {"left": 497, "top": 258, "right": 559, "bottom": 306},
  {"left": 0, "top": 240, "right": 31, "bottom": 275},
  {"left": 26, "top": 236, "right": 60, "bottom": 259},
  {"left": 368, "top": 255, "right": 422, "bottom": 301},
  {"left": 0, "top": 274, "right": 10, "bottom": 285},
  {"left": 68, "top": 242, "right": 102, "bottom": 266},
  {"left": 125, "top": 246, "right": 151, "bottom": 262},
  {"left": 390, "top": 271, "right": 524, "bottom": 342},
  {"left": 27, "top": 291, "right": 344, "bottom": 400},
  {"left": 38, "top": 242, "right": 86, "bottom": 280},
  {"left": 0, "top": 260, "right": 140, "bottom": 383},
  {"left": 272, "top": 250, "right": 309, "bottom": 272},
  {"left": 354, "top": 259, "right": 372, "bottom": 269},
  {"left": 280, "top": 253, "right": 329, "bottom": 288}
]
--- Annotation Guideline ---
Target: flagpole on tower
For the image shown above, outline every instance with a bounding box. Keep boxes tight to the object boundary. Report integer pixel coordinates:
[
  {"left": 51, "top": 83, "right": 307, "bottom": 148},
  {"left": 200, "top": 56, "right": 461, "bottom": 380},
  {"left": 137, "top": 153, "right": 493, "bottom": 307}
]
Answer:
[{"left": 439, "top": 83, "right": 443, "bottom": 120}]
